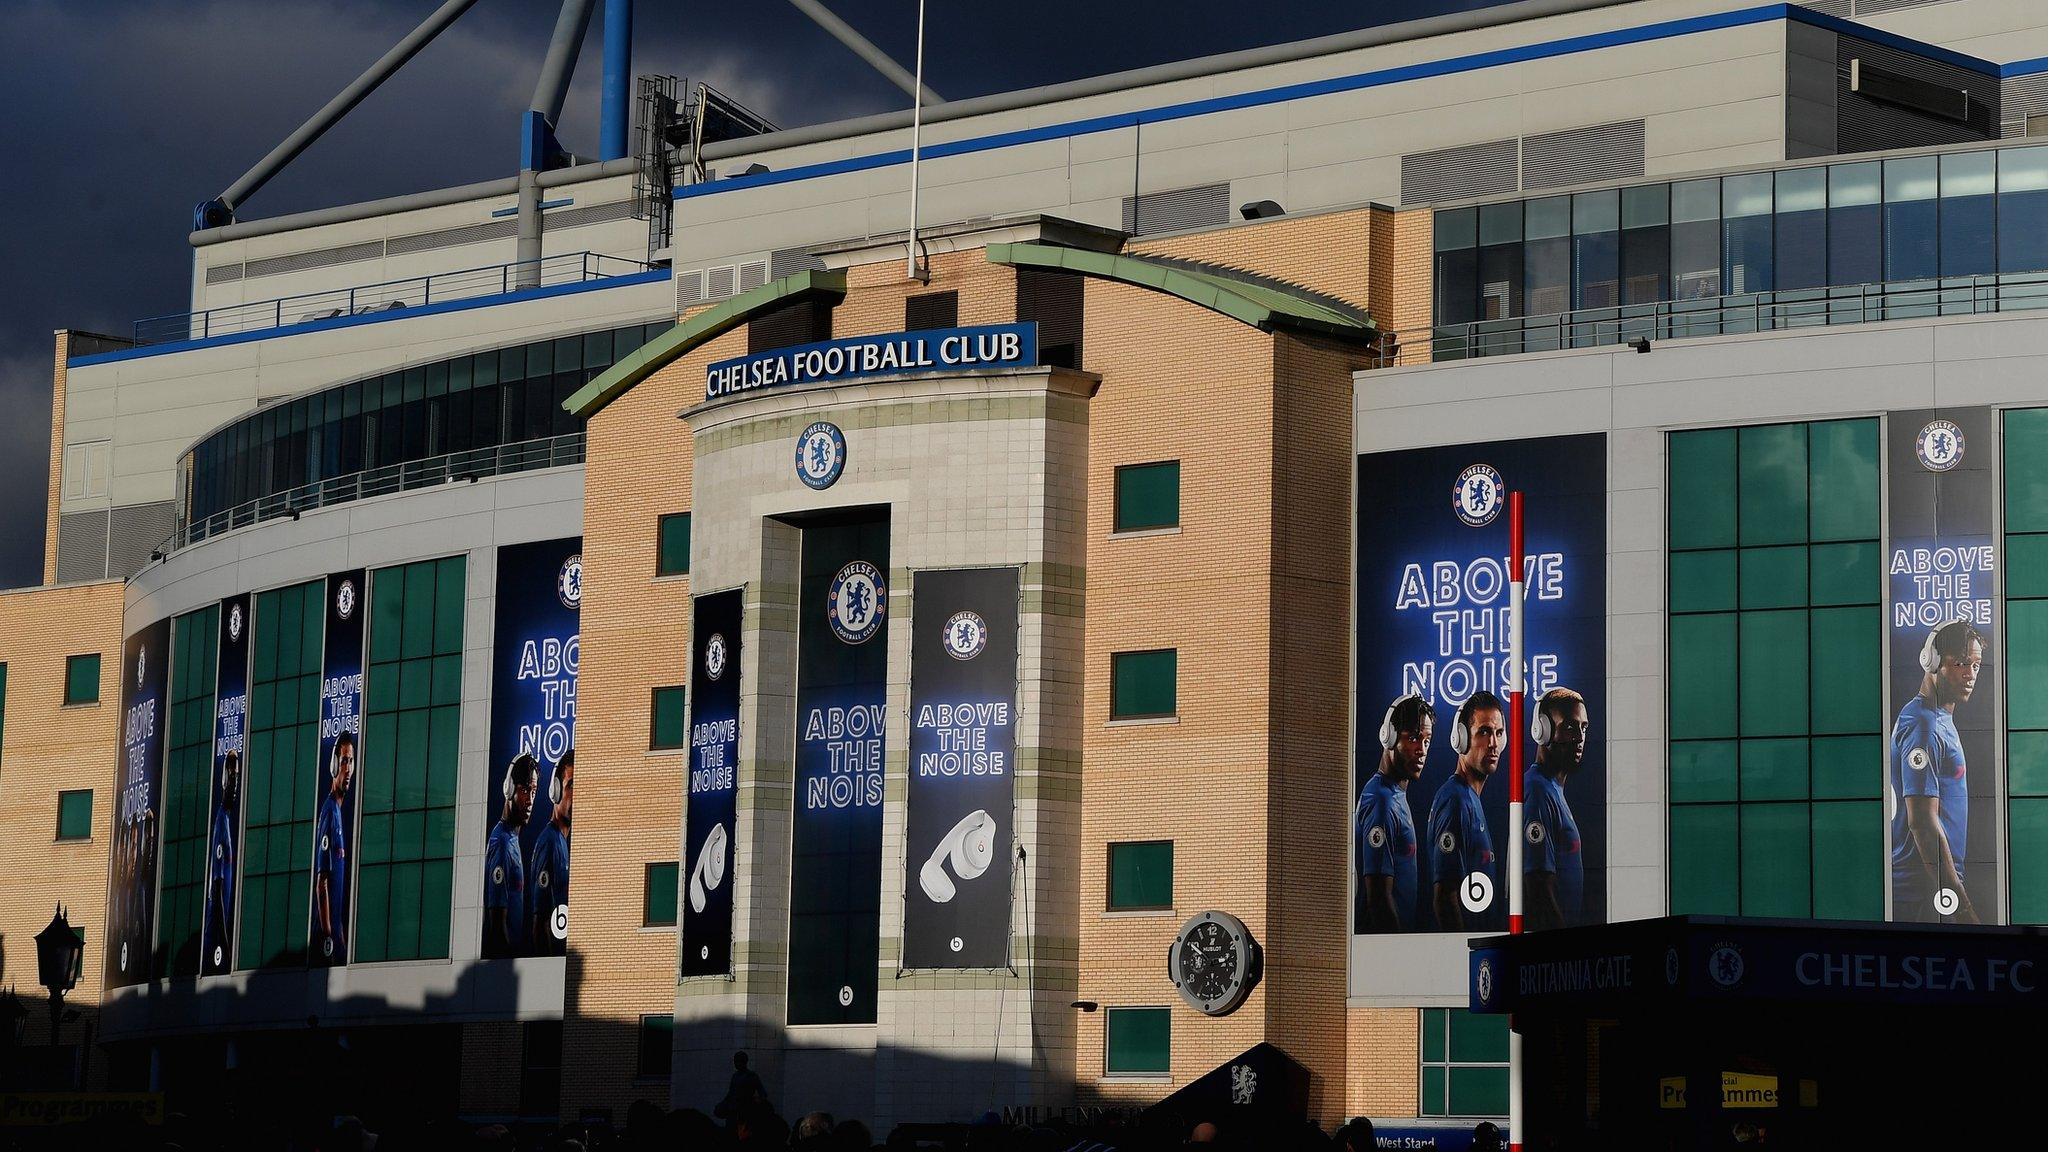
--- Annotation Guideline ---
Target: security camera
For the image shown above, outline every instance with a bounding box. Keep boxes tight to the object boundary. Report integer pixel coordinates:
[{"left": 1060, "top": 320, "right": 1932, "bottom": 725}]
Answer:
[
  {"left": 688, "top": 823, "right": 728, "bottom": 914},
  {"left": 919, "top": 809, "right": 997, "bottom": 904}
]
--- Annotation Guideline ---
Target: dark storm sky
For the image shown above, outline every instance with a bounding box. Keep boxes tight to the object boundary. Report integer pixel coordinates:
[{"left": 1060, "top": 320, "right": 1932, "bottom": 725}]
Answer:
[{"left": 0, "top": 0, "right": 1510, "bottom": 589}]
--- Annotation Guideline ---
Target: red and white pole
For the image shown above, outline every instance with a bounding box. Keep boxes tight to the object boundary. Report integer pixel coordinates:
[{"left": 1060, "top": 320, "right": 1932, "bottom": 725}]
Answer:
[{"left": 1507, "top": 489, "right": 1525, "bottom": 1152}]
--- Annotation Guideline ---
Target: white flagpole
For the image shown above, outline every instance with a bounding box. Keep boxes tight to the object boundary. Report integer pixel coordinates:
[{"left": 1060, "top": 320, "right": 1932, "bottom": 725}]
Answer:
[
  {"left": 906, "top": 0, "right": 928, "bottom": 282},
  {"left": 1508, "top": 489, "right": 1525, "bottom": 1152}
]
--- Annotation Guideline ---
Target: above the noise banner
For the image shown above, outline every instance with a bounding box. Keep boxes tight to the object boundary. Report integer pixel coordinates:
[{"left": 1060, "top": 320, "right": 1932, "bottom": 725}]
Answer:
[
  {"left": 705, "top": 323, "right": 1037, "bottom": 401},
  {"left": 309, "top": 570, "right": 365, "bottom": 967},
  {"left": 485, "top": 537, "right": 582, "bottom": 959},
  {"left": 1353, "top": 434, "right": 1608, "bottom": 938},
  {"left": 683, "top": 588, "right": 743, "bottom": 978},
  {"left": 106, "top": 619, "right": 170, "bottom": 989},
  {"left": 903, "top": 567, "right": 1019, "bottom": 970},
  {"left": 200, "top": 594, "right": 251, "bottom": 977},
  {"left": 1887, "top": 408, "right": 1999, "bottom": 926}
]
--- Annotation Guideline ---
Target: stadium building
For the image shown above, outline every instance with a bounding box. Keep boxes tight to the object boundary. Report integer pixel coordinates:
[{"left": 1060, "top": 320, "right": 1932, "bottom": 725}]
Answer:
[{"left": 15, "top": 0, "right": 2048, "bottom": 1141}]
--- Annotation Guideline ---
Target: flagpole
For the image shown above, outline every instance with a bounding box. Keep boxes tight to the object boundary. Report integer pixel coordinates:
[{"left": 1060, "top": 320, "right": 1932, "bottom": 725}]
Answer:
[
  {"left": 905, "top": 0, "right": 928, "bottom": 282},
  {"left": 1507, "top": 489, "right": 1525, "bottom": 1152}
]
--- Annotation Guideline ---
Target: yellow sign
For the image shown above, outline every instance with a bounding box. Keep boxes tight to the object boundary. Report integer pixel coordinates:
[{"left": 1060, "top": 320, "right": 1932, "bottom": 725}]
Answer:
[
  {"left": 1658, "top": 1073, "right": 1781, "bottom": 1110},
  {"left": 0, "top": 1093, "right": 165, "bottom": 1127}
]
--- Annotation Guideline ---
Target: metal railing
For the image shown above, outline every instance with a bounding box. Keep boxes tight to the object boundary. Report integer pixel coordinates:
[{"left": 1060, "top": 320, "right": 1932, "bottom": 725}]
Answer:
[
  {"left": 164, "top": 433, "right": 585, "bottom": 555},
  {"left": 134, "top": 252, "right": 653, "bottom": 345},
  {"left": 1394, "top": 271, "right": 2048, "bottom": 366}
]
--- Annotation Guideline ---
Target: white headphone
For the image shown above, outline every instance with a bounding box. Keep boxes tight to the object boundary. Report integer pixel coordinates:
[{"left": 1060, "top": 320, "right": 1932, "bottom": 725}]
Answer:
[
  {"left": 1379, "top": 694, "right": 1427, "bottom": 752},
  {"left": 688, "top": 823, "right": 728, "bottom": 914},
  {"left": 1919, "top": 626, "right": 1946, "bottom": 675},
  {"left": 919, "top": 809, "right": 997, "bottom": 904},
  {"left": 502, "top": 753, "right": 538, "bottom": 802},
  {"left": 1531, "top": 691, "right": 1582, "bottom": 747},
  {"left": 547, "top": 756, "right": 571, "bottom": 807},
  {"left": 1449, "top": 698, "right": 1475, "bottom": 756}
]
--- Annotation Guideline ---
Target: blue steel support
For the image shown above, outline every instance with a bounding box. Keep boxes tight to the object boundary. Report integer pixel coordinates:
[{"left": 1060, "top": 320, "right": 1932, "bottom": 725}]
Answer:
[{"left": 601, "top": 0, "right": 633, "bottom": 161}]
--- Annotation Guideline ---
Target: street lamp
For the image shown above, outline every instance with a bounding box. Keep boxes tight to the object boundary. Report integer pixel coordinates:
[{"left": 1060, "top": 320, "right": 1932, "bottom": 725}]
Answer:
[{"left": 34, "top": 906, "right": 83, "bottom": 1047}]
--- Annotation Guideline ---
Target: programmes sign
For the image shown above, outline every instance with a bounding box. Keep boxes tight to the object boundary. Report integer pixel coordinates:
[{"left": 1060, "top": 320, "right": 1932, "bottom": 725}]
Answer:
[{"left": 1354, "top": 434, "right": 1607, "bottom": 936}]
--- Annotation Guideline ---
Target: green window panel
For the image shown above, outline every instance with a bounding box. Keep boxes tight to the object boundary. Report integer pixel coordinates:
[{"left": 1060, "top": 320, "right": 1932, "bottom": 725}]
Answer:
[
  {"left": 650, "top": 686, "right": 688, "bottom": 750},
  {"left": 239, "top": 580, "right": 326, "bottom": 970},
  {"left": 1810, "top": 541, "right": 1882, "bottom": 606},
  {"left": 1740, "top": 803, "right": 1811, "bottom": 917},
  {"left": 1115, "top": 461, "right": 1181, "bottom": 533},
  {"left": 1740, "top": 739, "right": 1807, "bottom": 802},
  {"left": 356, "top": 556, "right": 465, "bottom": 964},
  {"left": 2010, "top": 600, "right": 2048, "bottom": 732},
  {"left": 658, "top": 513, "right": 692, "bottom": 577},
  {"left": 1810, "top": 607, "right": 1881, "bottom": 735},
  {"left": 1737, "top": 610, "right": 1808, "bottom": 737},
  {"left": 1806, "top": 419, "right": 1879, "bottom": 542},
  {"left": 2012, "top": 733, "right": 2048, "bottom": 798},
  {"left": 2007, "top": 409, "right": 2048, "bottom": 534},
  {"left": 1447, "top": 1010, "right": 1508, "bottom": 1063},
  {"left": 1737, "top": 424, "right": 1807, "bottom": 547},
  {"left": 56, "top": 790, "right": 93, "bottom": 841},
  {"left": 1111, "top": 649, "right": 1178, "bottom": 720},
  {"left": 644, "top": 862, "right": 679, "bottom": 927},
  {"left": 1812, "top": 735, "right": 1882, "bottom": 800},
  {"left": 1420, "top": 1009, "right": 1509, "bottom": 1117},
  {"left": 2008, "top": 534, "right": 2048, "bottom": 599},
  {"left": 2010, "top": 800, "right": 2048, "bottom": 924},
  {"left": 1811, "top": 800, "right": 1882, "bottom": 921},
  {"left": 1669, "top": 616, "right": 1736, "bottom": 739},
  {"left": 64, "top": 653, "right": 101, "bottom": 706},
  {"left": 1107, "top": 841, "right": 1173, "bottom": 910},
  {"left": 638, "top": 1015, "right": 675, "bottom": 1079},
  {"left": 1738, "top": 546, "right": 1806, "bottom": 610},
  {"left": 1448, "top": 1068, "right": 1510, "bottom": 1118},
  {"left": 1105, "top": 1007, "right": 1170, "bottom": 1075},
  {"left": 1671, "top": 741, "right": 1736, "bottom": 804},
  {"left": 159, "top": 606, "right": 220, "bottom": 979},
  {"left": 1669, "top": 805, "right": 1737, "bottom": 914},
  {"left": 1670, "top": 550, "right": 1735, "bottom": 614},
  {"left": 1669, "top": 429, "right": 1736, "bottom": 550}
]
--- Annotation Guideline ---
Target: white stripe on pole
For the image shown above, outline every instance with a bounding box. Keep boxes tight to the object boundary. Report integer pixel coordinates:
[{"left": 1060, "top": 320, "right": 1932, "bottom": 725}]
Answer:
[
  {"left": 1508, "top": 489, "right": 1525, "bottom": 1152},
  {"left": 905, "top": 0, "right": 928, "bottom": 281}
]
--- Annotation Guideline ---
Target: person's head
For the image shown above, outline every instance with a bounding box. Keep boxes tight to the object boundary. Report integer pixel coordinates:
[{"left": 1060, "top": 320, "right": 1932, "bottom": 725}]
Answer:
[
  {"left": 1454, "top": 690, "right": 1506, "bottom": 781},
  {"left": 552, "top": 750, "right": 575, "bottom": 828},
  {"left": 1187, "top": 1120, "right": 1220, "bottom": 1144},
  {"left": 330, "top": 731, "right": 356, "bottom": 795},
  {"left": 1471, "top": 1120, "right": 1503, "bottom": 1152},
  {"left": 504, "top": 754, "right": 538, "bottom": 826},
  {"left": 1334, "top": 1117, "right": 1376, "bottom": 1152},
  {"left": 831, "top": 1118, "right": 871, "bottom": 1151},
  {"left": 222, "top": 750, "right": 242, "bottom": 802},
  {"left": 1926, "top": 620, "right": 1985, "bottom": 708},
  {"left": 796, "top": 1111, "right": 835, "bottom": 1141},
  {"left": 733, "top": 1050, "right": 750, "bottom": 1070},
  {"left": 1381, "top": 694, "right": 1433, "bottom": 783},
  {"left": 1534, "top": 688, "right": 1588, "bottom": 773}
]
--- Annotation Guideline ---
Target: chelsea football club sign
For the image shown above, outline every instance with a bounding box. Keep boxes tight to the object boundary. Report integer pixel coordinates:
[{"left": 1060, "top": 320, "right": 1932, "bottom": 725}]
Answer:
[{"left": 706, "top": 324, "right": 1037, "bottom": 401}]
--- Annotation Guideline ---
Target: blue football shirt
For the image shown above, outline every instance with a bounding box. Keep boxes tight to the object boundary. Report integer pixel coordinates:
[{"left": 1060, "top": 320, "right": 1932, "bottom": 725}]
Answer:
[
  {"left": 1890, "top": 694, "right": 1968, "bottom": 892},
  {"left": 529, "top": 824, "right": 570, "bottom": 949},
  {"left": 1356, "top": 771, "right": 1419, "bottom": 929},
  {"left": 1426, "top": 773, "right": 1495, "bottom": 915},
  {"left": 1523, "top": 767, "right": 1583, "bottom": 919},
  {"left": 485, "top": 821, "right": 528, "bottom": 951}
]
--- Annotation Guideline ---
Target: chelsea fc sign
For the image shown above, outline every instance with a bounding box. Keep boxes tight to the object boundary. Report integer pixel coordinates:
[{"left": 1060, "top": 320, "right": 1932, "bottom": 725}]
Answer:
[{"left": 706, "top": 324, "right": 1037, "bottom": 401}]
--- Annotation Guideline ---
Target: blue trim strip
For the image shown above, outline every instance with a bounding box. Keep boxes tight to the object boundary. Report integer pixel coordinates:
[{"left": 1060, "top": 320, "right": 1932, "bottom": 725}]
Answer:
[
  {"left": 2003, "top": 56, "right": 2048, "bottom": 79},
  {"left": 489, "top": 198, "right": 573, "bottom": 218},
  {"left": 69, "top": 269, "right": 671, "bottom": 368},
  {"left": 675, "top": 4, "right": 2006, "bottom": 204}
]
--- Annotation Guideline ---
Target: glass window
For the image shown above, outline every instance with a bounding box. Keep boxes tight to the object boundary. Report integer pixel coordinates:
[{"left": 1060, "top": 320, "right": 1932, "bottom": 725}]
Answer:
[
  {"left": 1737, "top": 424, "right": 1807, "bottom": 547},
  {"left": 1572, "top": 190, "right": 1620, "bottom": 310},
  {"left": 56, "top": 789, "right": 93, "bottom": 841},
  {"left": 64, "top": 653, "right": 101, "bottom": 705},
  {"left": 1999, "top": 147, "right": 2048, "bottom": 273},
  {"left": 1740, "top": 802, "right": 1811, "bottom": 916},
  {"left": 1478, "top": 203, "right": 1524, "bottom": 320},
  {"left": 1670, "top": 804, "right": 1737, "bottom": 913},
  {"left": 1115, "top": 462, "right": 1181, "bottom": 533},
  {"left": 1670, "top": 179, "right": 1722, "bottom": 300},
  {"left": 1110, "top": 650, "right": 1177, "bottom": 720},
  {"left": 1419, "top": 1009, "right": 1509, "bottom": 1117},
  {"left": 1811, "top": 800, "right": 1882, "bottom": 920},
  {"left": 658, "top": 513, "right": 692, "bottom": 576},
  {"left": 1108, "top": 841, "right": 1173, "bottom": 910},
  {"left": 1435, "top": 207, "right": 1481, "bottom": 327},
  {"left": 1774, "top": 168, "right": 1828, "bottom": 291},
  {"left": 1523, "top": 197, "right": 1571, "bottom": 317},
  {"left": 1940, "top": 151, "right": 1996, "bottom": 278},
  {"left": 1828, "top": 164, "right": 1883, "bottom": 287},
  {"left": 650, "top": 686, "right": 688, "bottom": 750},
  {"left": 1620, "top": 184, "right": 1671, "bottom": 305},
  {"left": 637, "top": 1015, "right": 675, "bottom": 1079},
  {"left": 239, "top": 579, "right": 325, "bottom": 969},
  {"left": 644, "top": 862, "right": 679, "bottom": 927},
  {"left": 1669, "top": 429, "right": 1736, "bottom": 550},
  {"left": 1104, "top": 1007, "right": 1170, "bottom": 1075},
  {"left": 1722, "top": 173, "right": 1774, "bottom": 295},
  {"left": 1884, "top": 157, "right": 1939, "bottom": 281},
  {"left": 158, "top": 605, "right": 221, "bottom": 978}
]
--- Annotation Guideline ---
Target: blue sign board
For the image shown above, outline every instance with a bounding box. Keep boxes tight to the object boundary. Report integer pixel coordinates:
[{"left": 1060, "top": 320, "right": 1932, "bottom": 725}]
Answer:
[{"left": 705, "top": 323, "right": 1037, "bottom": 400}]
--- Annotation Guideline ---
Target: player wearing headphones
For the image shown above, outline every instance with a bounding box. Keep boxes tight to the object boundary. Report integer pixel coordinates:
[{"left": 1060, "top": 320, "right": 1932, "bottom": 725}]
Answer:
[
  {"left": 313, "top": 731, "right": 356, "bottom": 961},
  {"left": 485, "top": 753, "right": 537, "bottom": 958},
  {"left": 1428, "top": 690, "right": 1503, "bottom": 932},
  {"left": 1356, "top": 694, "right": 1431, "bottom": 932},
  {"left": 528, "top": 750, "right": 573, "bottom": 955},
  {"left": 1525, "top": 687, "right": 1587, "bottom": 932},
  {"left": 1892, "top": 620, "right": 1984, "bottom": 924}
]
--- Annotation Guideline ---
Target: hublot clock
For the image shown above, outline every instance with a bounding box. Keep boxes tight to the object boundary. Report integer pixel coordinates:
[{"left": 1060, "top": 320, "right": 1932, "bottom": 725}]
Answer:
[{"left": 1168, "top": 910, "right": 1261, "bottom": 1016}]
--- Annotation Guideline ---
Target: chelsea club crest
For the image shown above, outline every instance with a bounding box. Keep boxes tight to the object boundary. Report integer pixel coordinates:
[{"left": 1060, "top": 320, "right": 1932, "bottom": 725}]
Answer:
[
  {"left": 795, "top": 421, "right": 847, "bottom": 490},
  {"left": 706, "top": 633, "right": 728, "bottom": 680},
  {"left": 557, "top": 553, "right": 584, "bottom": 609},
  {"left": 229, "top": 602, "right": 244, "bottom": 641},
  {"left": 943, "top": 611, "right": 988, "bottom": 660},
  {"left": 1916, "top": 420, "right": 1964, "bottom": 472},
  {"left": 1454, "top": 464, "right": 1504, "bottom": 527},
  {"left": 828, "top": 561, "right": 887, "bottom": 644},
  {"left": 335, "top": 579, "right": 357, "bottom": 620}
]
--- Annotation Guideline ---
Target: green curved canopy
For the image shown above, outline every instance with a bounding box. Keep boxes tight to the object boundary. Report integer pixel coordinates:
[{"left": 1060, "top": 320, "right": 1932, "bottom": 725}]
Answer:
[{"left": 985, "top": 241, "right": 1373, "bottom": 339}]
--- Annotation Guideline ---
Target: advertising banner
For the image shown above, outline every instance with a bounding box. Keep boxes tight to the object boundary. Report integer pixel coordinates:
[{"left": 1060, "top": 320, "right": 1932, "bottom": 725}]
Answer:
[
  {"left": 1886, "top": 408, "right": 1999, "bottom": 923},
  {"left": 309, "top": 571, "right": 365, "bottom": 966},
  {"left": 1354, "top": 434, "right": 1608, "bottom": 935},
  {"left": 484, "top": 538, "right": 582, "bottom": 958},
  {"left": 903, "top": 567, "right": 1018, "bottom": 969},
  {"left": 107, "top": 619, "right": 171, "bottom": 988},
  {"left": 199, "top": 594, "right": 251, "bottom": 976},
  {"left": 682, "top": 589, "right": 742, "bottom": 977},
  {"left": 788, "top": 517, "right": 889, "bottom": 1024}
]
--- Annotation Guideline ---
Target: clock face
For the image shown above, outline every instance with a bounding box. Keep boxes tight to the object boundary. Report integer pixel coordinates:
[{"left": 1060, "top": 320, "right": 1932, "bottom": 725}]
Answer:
[{"left": 1169, "top": 910, "right": 1256, "bottom": 1016}]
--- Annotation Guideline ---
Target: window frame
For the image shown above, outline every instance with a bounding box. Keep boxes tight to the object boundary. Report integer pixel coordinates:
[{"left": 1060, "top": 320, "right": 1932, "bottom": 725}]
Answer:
[
  {"left": 656, "top": 512, "right": 692, "bottom": 578},
  {"left": 63, "top": 653, "right": 101, "bottom": 706},
  {"left": 1106, "top": 840, "right": 1174, "bottom": 912},
  {"left": 1109, "top": 649, "right": 1178, "bottom": 722},
  {"left": 649, "top": 686, "right": 688, "bottom": 751},
  {"left": 1418, "top": 1008, "right": 1511, "bottom": 1118},
  {"left": 636, "top": 1014, "right": 675, "bottom": 1081},
  {"left": 643, "top": 861, "right": 680, "bottom": 927},
  {"left": 1113, "top": 461, "right": 1182, "bottom": 535},
  {"left": 1103, "top": 1005, "right": 1172, "bottom": 1078},
  {"left": 55, "top": 789, "right": 94, "bottom": 841}
]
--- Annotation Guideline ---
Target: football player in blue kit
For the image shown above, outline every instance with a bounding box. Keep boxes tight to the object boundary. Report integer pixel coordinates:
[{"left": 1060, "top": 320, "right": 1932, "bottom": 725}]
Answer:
[
  {"left": 202, "top": 751, "right": 241, "bottom": 971},
  {"left": 1892, "top": 621, "right": 1984, "bottom": 924},
  {"left": 1525, "top": 688, "right": 1587, "bottom": 932},
  {"left": 484, "top": 753, "right": 537, "bottom": 958},
  {"left": 528, "top": 750, "right": 573, "bottom": 955},
  {"left": 1357, "top": 694, "right": 1431, "bottom": 932},
  {"left": 1429, "top": 691, "right": 1504, "bottom": 932},
  {"left": 312, "top": 731, "right": 355, "bottom": 961}
]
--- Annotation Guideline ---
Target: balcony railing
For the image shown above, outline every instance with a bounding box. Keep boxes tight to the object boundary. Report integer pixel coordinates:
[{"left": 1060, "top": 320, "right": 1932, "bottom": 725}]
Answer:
[
  {"left": 165, "top": 433, "right": 585, "bottom": 556},
  {"left": 1402, "top": 271, "right": 2048, "bottom": 365},
  {"left": 134, "top": 252, "right": 654, "bottom": 345}
]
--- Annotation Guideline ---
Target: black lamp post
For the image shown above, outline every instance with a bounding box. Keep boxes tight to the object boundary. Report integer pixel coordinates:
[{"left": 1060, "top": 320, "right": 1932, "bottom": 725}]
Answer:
[
  {"left": 34, "top": 906, "right": 83, "bottom": 1048},
  {"left": 0, "top": 987, "right": 25, "bottom": 1049}
]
